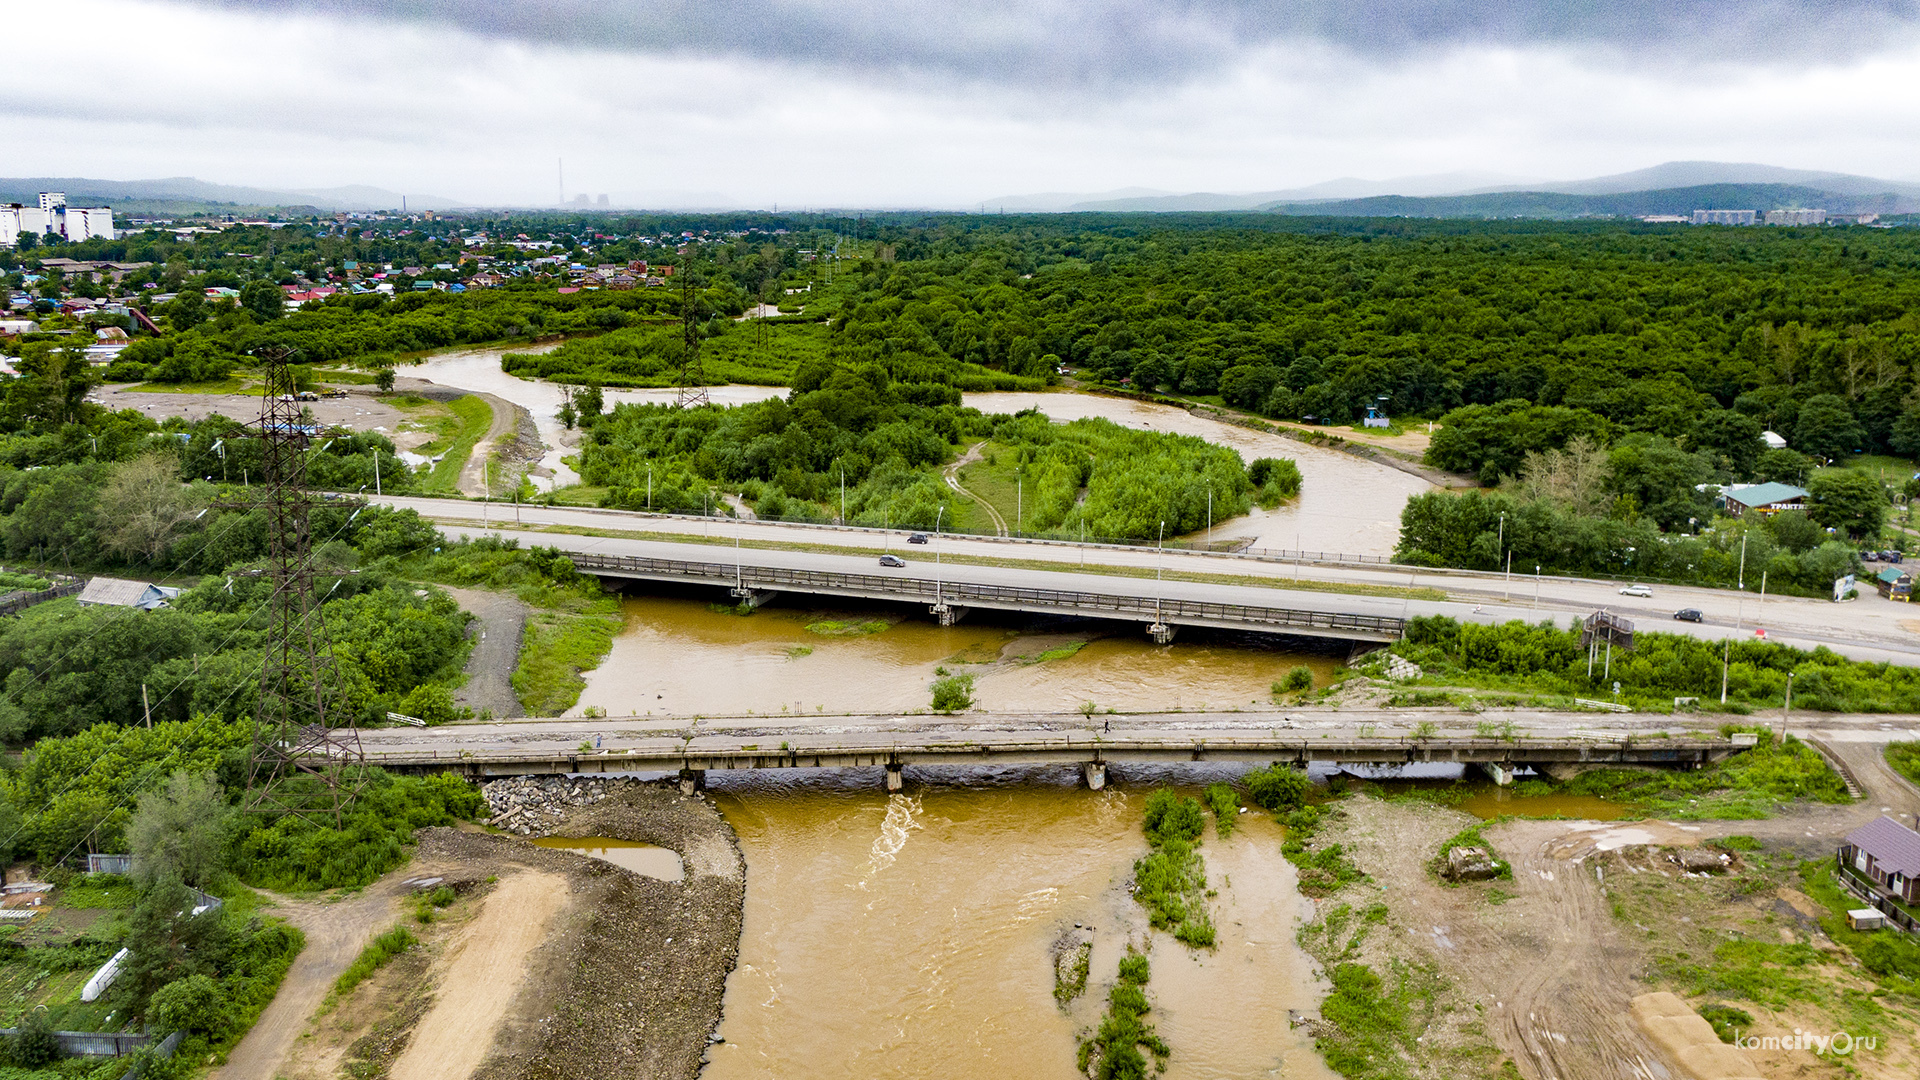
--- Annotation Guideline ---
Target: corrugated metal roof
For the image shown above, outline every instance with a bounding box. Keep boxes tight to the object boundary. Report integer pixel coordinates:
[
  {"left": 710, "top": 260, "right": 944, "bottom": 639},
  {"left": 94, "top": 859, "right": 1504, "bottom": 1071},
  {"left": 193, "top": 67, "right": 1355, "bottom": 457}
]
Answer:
[
  {"left": 1846, "top": 816, "right": 1920, "bottom": 877},
  {"left": 76, "top": 577, "right": 156, "bottom": 608},
  {"left": 1724, "top": 482, "right": 1809, "bottom": 509}
]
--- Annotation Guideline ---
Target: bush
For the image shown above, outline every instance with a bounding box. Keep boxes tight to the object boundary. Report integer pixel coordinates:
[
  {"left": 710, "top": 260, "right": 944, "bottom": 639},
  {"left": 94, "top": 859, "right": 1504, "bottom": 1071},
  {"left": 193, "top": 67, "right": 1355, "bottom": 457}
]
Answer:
[
  {"left": 1204, "top": 782, "right": 1240, "bottom": 837},
  {"left": 1244, "top": 763, "right": 1310, "bottom": 811},
  {"left": 149, "top": 973, "right": 227, "bottom": 1035},
  {"left": 930, "top": 673, "right": 975, "bottom": 713},
  {"left": 9, "top": 1008, "right": 60, "bottom": 1066},
  {"left": 1277, "top": 666, "right": 1314, "bottom": 694},
  {"left": 1141, "top": 790, "right": 1205, "bottom": 846},
  {"left": 1697, "top": 1003, "right": 1754, "bottom": 1044}
]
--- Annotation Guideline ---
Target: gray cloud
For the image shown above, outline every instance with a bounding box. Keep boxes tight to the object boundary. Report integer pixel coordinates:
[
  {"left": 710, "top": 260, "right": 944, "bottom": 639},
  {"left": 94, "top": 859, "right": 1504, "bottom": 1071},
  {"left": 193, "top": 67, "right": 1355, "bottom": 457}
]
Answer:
[{"left": 173, "top": 1, "right": 1920, "bottom": 86}]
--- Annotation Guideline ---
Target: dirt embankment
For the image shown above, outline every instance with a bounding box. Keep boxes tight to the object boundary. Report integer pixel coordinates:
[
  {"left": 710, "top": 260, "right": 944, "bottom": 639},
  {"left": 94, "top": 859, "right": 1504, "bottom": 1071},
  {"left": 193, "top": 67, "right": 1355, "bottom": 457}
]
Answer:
[
  {"left": 285, "top": 780, "right": 744, "bottom": 1080},
  {"left": 465, "top": 780, "right": 746, "bottom": 1080}
]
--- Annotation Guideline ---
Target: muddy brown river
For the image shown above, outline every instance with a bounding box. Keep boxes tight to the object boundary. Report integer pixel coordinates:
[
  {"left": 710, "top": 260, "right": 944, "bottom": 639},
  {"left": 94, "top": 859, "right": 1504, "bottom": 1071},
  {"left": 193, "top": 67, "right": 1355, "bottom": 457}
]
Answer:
[
  {"left": 572, "top": 592, "right": 1350, "bottom": 718},
  {"left": 705, "top": 775, "right": 1339, "bottom": 1080}
]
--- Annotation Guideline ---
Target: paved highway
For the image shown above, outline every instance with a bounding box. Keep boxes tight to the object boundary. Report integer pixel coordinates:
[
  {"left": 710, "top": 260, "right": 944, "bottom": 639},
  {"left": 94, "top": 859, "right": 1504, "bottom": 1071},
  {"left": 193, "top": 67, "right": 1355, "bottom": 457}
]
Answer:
[{"left": 373, "top": 495, "right": 1920, "bottom": 663}]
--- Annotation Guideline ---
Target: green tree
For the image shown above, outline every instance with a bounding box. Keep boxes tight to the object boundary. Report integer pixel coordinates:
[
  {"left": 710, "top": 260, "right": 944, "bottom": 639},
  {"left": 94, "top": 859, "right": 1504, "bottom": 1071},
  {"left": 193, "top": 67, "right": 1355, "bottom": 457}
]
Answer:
[
  {"left": 164, "top": 289, "right": 207, "bottom": 331},
  {"left": 120, "top": 879, "right": 234, "bottom": 1008},
  {"left": 97, "top": 454, "right": 205, "bottom": 563},
  {"left": 1688, "top": 409, "right": 1765, "bottom": 477},
  {"left": 127, "top": 771, "right": 233, "bottom": 890},
  {"left": 1752, "top": 448, "right": 1812, "bottom": 486},
  {"left": 239, "top": 280, "right": 283, "bottom": 322},
  {"left": 374, "top": 365, "right": 396, "bottom": 393},
  {"left": 10, "top": 1008, "right": 60, "bottom": 1066},
  {"left": 1793, "top": 395, "right": 1864, "bottom": 462},
  {"left": 1605, "top": 435, "right": 1711, "bottom": 531},
  {"left": 1807, "top": 470, "right": 1887, "bottom": 538}
]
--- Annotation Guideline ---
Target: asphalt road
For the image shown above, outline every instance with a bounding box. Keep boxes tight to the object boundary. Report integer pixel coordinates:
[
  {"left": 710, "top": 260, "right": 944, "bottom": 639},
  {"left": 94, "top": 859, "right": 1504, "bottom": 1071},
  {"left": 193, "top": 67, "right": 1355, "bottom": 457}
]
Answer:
[{"left": 373, "top": 495, "right": 1920, "bottom": 664}]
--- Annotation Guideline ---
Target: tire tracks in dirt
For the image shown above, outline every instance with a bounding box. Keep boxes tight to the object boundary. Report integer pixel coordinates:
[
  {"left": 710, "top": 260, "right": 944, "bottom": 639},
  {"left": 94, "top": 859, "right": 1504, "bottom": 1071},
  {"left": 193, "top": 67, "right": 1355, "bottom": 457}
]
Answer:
[{"left": 943, "top": 441, "right": 1006, "bottom": 535}]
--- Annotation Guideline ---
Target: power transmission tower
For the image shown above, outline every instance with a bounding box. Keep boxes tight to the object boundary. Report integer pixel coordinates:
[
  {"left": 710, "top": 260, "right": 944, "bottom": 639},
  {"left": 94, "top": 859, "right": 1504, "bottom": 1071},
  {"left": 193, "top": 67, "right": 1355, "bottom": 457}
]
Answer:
[
  {"left": 675, "top": 269, "right": 709, "bottom": 409},
  {"left": 244, "top": 346, "right": 366, "bottom": 823}
]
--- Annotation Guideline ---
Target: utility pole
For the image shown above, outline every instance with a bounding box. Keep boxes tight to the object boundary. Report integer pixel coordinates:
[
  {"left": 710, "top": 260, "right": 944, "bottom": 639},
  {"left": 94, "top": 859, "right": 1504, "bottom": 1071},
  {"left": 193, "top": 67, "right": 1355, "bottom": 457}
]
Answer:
[
  {"left": 935, "top": 505, "right": 945, "bottom": 608},
  {"left": 1534, "top": 565, "right": 1541, "bottom": 609},
  {"left": 1156, "top": 519, "right": 1165, "bottom": 628},
  {"left": 1720, "top": 640, "right": 1730, "bottom": 704},
  {"left": 1505, "top": 550, "right": 1513, "bottom": 603}
]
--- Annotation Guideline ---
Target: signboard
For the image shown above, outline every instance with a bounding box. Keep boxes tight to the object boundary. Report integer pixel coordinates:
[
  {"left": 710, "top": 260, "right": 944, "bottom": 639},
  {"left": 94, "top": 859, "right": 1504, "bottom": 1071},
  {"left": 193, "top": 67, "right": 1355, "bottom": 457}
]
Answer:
[{"left": 1834, "top": 574, "right": 1856, "bottom": 602}]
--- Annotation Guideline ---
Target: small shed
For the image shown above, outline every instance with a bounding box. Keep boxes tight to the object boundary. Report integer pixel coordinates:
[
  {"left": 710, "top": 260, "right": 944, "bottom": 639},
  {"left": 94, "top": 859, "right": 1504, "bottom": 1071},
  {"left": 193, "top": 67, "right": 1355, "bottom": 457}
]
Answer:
[
  {"left": 1839, "top": 816, "right": 1920, "bottom": 904},
  {"left": 1849, "top": 909, "right": 1887, "bottom": 931},
  {"left": 1761, "top": 430, "right": 1789, "bottom": 450},
  {"left": 75, "top": 577, "right": 180, "bottom": 611},
  {"left": 1875, "top": 567, "right": 1912, "bottom": 602}
]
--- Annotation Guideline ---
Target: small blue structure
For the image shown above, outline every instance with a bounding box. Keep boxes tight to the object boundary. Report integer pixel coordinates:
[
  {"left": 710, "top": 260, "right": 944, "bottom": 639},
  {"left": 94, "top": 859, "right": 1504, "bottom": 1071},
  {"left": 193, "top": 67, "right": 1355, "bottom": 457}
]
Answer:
[{"left": 1362, "top": 404, "right": 1391, "bottom": 429}]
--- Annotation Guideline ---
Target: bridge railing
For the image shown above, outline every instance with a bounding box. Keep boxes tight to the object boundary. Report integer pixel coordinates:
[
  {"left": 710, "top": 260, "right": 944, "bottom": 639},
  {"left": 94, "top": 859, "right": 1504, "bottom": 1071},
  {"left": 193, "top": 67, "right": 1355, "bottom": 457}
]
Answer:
[{"left": 567, "top": 553, "right": 1406, "bottom": 636}]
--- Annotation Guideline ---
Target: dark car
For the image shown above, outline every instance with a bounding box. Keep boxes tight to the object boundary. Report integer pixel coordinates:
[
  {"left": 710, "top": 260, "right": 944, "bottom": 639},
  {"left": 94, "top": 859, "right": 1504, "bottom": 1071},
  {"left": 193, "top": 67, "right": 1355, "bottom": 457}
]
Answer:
[
  {"left": 1673, "top": 608, "right": 1704, "bottom": 622},
  {"left": 906, "top": 533, "right": 930, "bottom": 544},
  {"left": 879, "top": 554, "right": 906, "bottom": 567}
]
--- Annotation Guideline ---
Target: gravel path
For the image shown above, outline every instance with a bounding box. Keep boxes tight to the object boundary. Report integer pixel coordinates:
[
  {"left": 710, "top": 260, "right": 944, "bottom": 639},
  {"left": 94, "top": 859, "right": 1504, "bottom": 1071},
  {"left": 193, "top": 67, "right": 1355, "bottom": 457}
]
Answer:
[{"left": 441, "top": 586, "right": 529, "bottom": 720}]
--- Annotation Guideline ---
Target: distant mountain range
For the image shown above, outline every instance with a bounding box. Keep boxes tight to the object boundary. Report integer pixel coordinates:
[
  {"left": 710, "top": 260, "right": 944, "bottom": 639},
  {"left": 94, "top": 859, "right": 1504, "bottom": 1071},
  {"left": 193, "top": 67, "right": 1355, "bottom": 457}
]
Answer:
[
  {"left": 985, "top": 162, "right": 1920, "bottom": 217},
  {"left": 0, "top": 176, "right": 464, "bottom": 215}
]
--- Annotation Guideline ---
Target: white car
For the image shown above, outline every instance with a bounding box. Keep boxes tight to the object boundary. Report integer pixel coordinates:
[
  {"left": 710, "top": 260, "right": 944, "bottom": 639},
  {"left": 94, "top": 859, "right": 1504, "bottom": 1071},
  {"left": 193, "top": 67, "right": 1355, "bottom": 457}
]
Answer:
[{"left": 1619, "top": 584, "right": 1653, "bottom": 598}]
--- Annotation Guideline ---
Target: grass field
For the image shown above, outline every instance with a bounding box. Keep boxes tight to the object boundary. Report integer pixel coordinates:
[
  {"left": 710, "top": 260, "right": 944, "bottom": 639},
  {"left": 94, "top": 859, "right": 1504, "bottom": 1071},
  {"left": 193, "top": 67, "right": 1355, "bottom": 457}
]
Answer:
[
  {"left": 511, "top": 602, "right": 623, "bottom": 715},
  {"left": 418, "top": 394, "right": 494, "bottom": 494}
]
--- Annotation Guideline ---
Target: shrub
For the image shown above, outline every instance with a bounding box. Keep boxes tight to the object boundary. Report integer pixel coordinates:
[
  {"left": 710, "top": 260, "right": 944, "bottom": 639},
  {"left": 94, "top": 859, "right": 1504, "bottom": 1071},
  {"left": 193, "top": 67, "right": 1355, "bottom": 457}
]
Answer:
[
  {"left": 1697, "top": 1004, "right": 1754, "bottom": 1044},
  {"left": 1278, "top": 666, "right": 1315, "bottom": 693},
  {"left": 930, "top": 674, "right": 975, "bottom": 713},
  {"left": 1244, "top": 763, "right": 1310, "bottom": 811},
  {"left": 149, "top": 973, "right": 227, "bottom": 1034},
  {"left": 332, "top": 925, "right": 418, "bottom": 999},
  {"left": 1141, "top": 790, "right": 1205, "bottom": 846},
  {"left": 9, "top": 1008, "right": 60, "bottom": 1066},
  {"left": 1204, "top": 782, "right": 1240, "bottom": 838}
]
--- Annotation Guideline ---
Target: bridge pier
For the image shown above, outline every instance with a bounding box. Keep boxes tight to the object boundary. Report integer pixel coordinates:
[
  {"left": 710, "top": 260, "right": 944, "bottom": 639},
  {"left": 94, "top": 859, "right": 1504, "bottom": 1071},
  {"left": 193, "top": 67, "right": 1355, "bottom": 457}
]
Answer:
[
  {"left": 1147, "top": 622, "right": 1177, "bottom": 645},
  {"left": 1082, "top": 761, "right": 1107, "bottom": 791},
  {"left": 729, "top": 588, "right": 779, "bottom": 609},
  {"left": 931, "top": 603, "right": 968, "bottom": 626},
  {"left": 678, "top": 768, "right": 706, "bottom": 795},
  {"left": 886, "top": 763, "right": 905, "bottom": 792},
  {"left": 1478, "top": 762, "right": 1515, "bottom": 787}
]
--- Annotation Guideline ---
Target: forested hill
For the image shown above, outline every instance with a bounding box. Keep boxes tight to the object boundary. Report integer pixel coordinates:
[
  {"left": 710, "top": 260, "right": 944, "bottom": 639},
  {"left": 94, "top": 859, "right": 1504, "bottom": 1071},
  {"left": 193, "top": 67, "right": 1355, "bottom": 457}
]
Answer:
[{"left": 1263, "top": 183, "right": 1920, "bottom": 219}]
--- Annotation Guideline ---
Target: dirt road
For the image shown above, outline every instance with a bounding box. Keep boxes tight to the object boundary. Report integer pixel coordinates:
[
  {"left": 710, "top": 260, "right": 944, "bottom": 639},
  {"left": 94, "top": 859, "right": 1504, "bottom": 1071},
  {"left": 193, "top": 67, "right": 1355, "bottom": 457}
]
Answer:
[
  {"left": 944, "top": 442, "right": 1007, "bottom": 535},
  {"left": 441, "top": 586, "right": 528, "bottom": 720},
  {"left": 389, "top": 870, "right": 570, "bottom": 1080},
  {"left": 456, "top": 392, "right": 524, "bottom": 497},
  {"left": 209, "top": 876, "right": 410, "bottom": 1080}
]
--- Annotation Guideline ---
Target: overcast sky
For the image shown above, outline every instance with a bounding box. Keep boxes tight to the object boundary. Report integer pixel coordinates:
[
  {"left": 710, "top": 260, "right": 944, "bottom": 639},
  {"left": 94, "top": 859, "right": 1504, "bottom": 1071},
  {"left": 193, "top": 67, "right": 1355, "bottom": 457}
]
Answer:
[{"left": 7, "top": 0, "right": 1920, "bottom": 208}]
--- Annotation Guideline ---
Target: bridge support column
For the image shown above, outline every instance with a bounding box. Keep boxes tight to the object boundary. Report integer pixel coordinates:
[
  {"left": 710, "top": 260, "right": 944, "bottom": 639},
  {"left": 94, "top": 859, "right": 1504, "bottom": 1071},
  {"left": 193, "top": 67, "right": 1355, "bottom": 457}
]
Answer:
[
  {"left": 931, "top": 603, "right": 968, "bottom": 626},
  {"left": 1147, "top": 622, "right": 1177, "bottom": 645},
  {"left": 1478, "top": 762, "right": 1514, "bottom": 787},
  {"left": 1082, "top": 761, "right": 1107, "bottom": 791},
  {"left": 678, "top": 768, "right": 706, "bottom": 795},
  {"left": 729, "top": 588, "right": 778, "bottom": 609},
  {"left": 885, "top": 763, "right": 905, "bottom": 793}
]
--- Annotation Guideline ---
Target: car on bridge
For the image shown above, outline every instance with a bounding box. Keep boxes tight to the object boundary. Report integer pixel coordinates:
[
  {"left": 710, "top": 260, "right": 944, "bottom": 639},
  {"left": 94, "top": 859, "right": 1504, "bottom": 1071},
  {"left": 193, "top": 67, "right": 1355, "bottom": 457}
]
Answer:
[
  {"left": 1619, "top": 584, "right": 1653, "bottom": 598},
  {"left": 879, "top": 554, "right": 907, "bottom": 567},
  {"left": 1673, "top": 608, "right": 1703, "bottom": 622},
  {"left": 907, "top": 533, "right": 929, "bottom": 544}
]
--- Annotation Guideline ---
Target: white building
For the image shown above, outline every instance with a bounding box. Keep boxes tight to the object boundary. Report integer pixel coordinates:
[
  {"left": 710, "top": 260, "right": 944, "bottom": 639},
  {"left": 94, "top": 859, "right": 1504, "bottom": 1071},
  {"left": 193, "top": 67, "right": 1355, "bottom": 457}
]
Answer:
[
  {"left": 1692, "top": 209, "right": 1757, "bottom": 225},
  {"left": 64, "top": 206, "right": 114, "bottom": 242},
  {"left": 0, "top": 207, "right": 16, "bottom": 249},
  {"left": 38, "top": 191, "right": 65, "bottom": 213},
  {"left": 1765, "top": 208, "right": 1827, "bottom": 226}
]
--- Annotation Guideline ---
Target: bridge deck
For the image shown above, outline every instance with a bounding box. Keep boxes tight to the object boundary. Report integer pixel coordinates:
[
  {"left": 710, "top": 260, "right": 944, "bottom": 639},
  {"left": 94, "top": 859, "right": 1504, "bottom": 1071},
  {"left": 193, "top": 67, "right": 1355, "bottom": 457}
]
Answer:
[
  {"left": 570, "top": 551, "right": 1406, "bottom": 641},
  {"left": 368, "top": 731, "right": 1738, "bottom": 778}
]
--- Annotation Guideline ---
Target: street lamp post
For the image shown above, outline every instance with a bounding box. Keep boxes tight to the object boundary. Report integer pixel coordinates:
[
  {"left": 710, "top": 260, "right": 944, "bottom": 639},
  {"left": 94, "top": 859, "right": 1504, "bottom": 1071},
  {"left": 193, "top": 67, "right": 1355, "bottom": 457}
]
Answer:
[
  {"left": 935, "top": 505, "right": 945, "bottom": 609},
  {"left": 1155, "top": 519, "right": 1165, "bottom": 628}
]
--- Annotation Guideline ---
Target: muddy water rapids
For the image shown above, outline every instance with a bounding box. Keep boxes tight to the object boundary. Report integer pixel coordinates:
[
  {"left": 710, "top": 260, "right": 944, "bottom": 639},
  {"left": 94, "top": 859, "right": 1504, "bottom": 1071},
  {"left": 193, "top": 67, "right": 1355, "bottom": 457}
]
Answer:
[{"left": 705, "top": 775, "right": 1339, "bottom": 1080}]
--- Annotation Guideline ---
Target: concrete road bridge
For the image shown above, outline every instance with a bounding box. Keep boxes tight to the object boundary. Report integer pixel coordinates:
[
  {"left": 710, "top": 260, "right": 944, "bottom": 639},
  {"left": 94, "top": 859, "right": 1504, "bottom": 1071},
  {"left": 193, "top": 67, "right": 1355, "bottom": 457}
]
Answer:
[
  {"left": 561, "top": 544, "right": 1408, "bottom": 643},
  {"left": 360, "top": 715, "right": 1749, "bottom": 793}
]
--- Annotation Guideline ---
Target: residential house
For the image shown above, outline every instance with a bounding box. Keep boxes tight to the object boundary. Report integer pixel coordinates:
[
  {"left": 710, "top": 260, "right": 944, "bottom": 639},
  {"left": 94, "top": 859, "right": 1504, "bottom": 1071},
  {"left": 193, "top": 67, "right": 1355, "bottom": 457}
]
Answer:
[
  {"left": 1720, "top": 482, "right": 1808, "bottom": 518},
  {"left": 1840, "top": 816, "right": 1920, "bottom": 905},
  {"left": 75, "top": 577, "right": 181, "bottom": 610}
]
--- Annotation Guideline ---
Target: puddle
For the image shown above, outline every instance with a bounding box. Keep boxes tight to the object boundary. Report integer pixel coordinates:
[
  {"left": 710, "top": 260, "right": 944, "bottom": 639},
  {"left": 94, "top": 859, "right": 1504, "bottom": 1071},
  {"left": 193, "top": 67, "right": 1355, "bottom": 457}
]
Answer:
[{"left": 532, "top": 836, "right": 686, "bottom": 882}]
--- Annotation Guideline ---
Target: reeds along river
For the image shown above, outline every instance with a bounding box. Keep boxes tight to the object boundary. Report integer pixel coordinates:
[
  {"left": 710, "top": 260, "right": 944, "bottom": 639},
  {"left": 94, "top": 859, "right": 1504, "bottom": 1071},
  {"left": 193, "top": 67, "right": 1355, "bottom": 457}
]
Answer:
[{"left": 704, "top": 771, "right": 1341, "bottom": 1080}]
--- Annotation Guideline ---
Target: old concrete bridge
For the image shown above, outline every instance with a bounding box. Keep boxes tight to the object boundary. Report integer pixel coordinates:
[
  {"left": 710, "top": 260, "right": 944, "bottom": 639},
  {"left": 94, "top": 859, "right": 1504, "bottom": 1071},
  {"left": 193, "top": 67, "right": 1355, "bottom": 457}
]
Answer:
[{"left": 362, "top": 719, "right": 1748, "bottom": 794}]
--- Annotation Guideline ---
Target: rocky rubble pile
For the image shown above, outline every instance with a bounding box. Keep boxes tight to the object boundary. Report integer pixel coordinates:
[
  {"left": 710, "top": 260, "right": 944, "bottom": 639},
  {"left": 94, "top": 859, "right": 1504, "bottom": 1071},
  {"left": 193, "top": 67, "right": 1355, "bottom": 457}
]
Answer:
[{"left": 481, "top": 775, "right": 618, "bottom": 836}]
